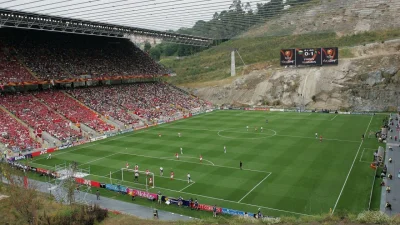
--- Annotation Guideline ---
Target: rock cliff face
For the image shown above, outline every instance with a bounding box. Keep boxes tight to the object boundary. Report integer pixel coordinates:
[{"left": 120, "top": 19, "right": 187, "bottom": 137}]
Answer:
[
  {"left": 242, "top": 0, "right": 400, "bottom": 38},
  {"left": 184, "top": 40, "right": 400, "bottom": 111}
]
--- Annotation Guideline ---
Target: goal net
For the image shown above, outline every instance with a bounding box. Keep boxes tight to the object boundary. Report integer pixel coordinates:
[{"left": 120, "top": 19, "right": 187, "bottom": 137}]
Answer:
[{"left": 110, "top": 168, "right": 155, "bottom": 189}]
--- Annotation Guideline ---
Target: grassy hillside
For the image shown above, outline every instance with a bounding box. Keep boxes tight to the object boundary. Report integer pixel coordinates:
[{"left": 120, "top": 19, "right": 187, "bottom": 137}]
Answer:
[{"left": 161, "top": 29, "right": 400, "bottom": 84}]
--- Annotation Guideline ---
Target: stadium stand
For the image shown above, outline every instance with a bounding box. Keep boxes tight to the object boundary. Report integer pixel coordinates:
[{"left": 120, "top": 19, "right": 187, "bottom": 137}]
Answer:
[
  {"left": 66, "top": 86, "right": 140, "bottom": 126},
  {"left": 33, "top": 91, "right": 114, "bottom": 133},
  {"left": 0, "top": 94, "right": 81, "bottom": 142},
  {"left": 0, "top": 28, "right": 167, "bottom": 80},
  {"left": 0, "top": 108, "right": 40, "bottom": 151},
  {"left": 0, "top": 42, "right": 37, "bottom": 83},
  {"left": 0, "top": 28, "right": 210, "bottom": 151},
  {"left": 66, "top": 83, "right": 207, "bottom": 122}
]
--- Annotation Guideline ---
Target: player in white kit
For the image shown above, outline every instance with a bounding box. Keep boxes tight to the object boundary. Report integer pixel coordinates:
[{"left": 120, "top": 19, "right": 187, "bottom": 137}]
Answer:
[
  {"left": 224, "top": 146, "right": 226, "bottom": 153},
  {"left": 187, "top": 173, "right": 191, "bottom": 183},
  {"left": 180, "top": 147, "right": 183, "bottom": 154},
  {"left": 160, "top": 167, "right": 163, "bottom": 176}
]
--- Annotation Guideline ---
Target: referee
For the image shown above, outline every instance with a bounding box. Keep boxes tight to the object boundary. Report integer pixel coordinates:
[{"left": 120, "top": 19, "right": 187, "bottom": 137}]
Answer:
[{"left": 240, "top": 161, "right": 243, "bottom": 170}]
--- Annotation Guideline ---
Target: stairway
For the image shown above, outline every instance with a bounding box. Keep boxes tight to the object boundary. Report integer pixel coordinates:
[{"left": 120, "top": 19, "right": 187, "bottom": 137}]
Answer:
[
  {"left": 9, "top": 47, "right": 40, "bottom": 81},
  {"left": 0, "top": 105, "right": 43, "bottom": 148},
  {"left": 62, "top": 91, "right": 122, "bottom": 130}
]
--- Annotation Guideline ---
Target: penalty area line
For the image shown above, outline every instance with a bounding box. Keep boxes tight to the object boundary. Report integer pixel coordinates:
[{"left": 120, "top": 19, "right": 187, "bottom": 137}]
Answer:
[
  {"left": 89, "top": 172, "right": 311, "bottom": 217},
  {"left": 117, "top": 151, "right": 270, "bottom": 174},
  {"left": 179, "top": 182, "right": 196, "bottom": 192},
  {"left": 238, "top": 173, "right": 271, "bottom": 203}
]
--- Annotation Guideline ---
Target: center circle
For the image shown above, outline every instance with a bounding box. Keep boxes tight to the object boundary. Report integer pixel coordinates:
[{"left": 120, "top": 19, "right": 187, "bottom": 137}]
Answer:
[{"left": 217, "top": 128, "right": 277, "bottom": 139}]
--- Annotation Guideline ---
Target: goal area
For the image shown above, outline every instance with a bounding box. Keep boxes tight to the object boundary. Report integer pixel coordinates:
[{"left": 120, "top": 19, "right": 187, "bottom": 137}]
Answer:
[{"left": 109, "top": 168, "right": 155, "bottom": 190}]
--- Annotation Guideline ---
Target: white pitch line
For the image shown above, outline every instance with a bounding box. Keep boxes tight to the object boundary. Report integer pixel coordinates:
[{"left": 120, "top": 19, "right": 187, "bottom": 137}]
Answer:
[
  {"left": 331, "top": 115, "right": 338, "bottom": 121},
  {"left": 235, "top": 111, "right": 247, "bottom": 116},
  {"left": 160, "top": 126, "right": 360, "bottom": 143},
  {"left": 80, "top": 152, "right": 120, "bottom": 166},
  {"left": 31, "top": 112, "right": 219, "bottom": 162},
  {"left": 118, "top": 151, "right": 270, "bottom": 174},
  {"left": 31, "top": 162, "right": 309, "bottom": 217},
  {"left": 90, "top": 173, "right": 311, "bottom": 217},
  {"left": 238, "top": 173, "right": 271, "bottom": 203},
  {"left": 160, "top": 156, "right": 215, "bottom": 166},
  {"left": 179, "top": 182, "right": 196, "bottom": 192},
  {"left": 332, "top": 115, "right": 374, "bottom": 214},
  {"left": 359, "top": 148, "right": 365, "bottom": 162},
  {"left": 276, "top": 134, "right": 359, "bottom": 143},
  {"left": 99, "top": 171, "right": 189, "bottom": 183}
]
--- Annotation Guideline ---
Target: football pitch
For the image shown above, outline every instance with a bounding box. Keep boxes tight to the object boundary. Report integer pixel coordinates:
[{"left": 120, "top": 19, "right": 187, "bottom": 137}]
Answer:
[{"left": 29, "top": 110, "right": 385, "bottom": 217}]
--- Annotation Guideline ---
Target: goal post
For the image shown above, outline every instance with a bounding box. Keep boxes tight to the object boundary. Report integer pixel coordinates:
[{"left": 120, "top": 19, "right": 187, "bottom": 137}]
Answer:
[{"left": 119, "top": 168, "right": 155, "bottom": 189}]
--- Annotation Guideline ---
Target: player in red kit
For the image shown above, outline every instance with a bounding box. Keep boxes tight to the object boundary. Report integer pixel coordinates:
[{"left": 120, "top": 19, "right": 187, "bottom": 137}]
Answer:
[
  {"left": 126, "top": 162, "right": 129, "bottom": 169},
  {"left": 320, "top": 135, "right": 323, "bottom": 142},
  {"left": 175, "top": 153, "right": 179, "bottom": 160},
  {"left": 134, "top": 164, "right": 139, "bottom": 172},
  {"left": 170, "top": 171, "right": 174, "bottom": 180},
  {"left": 146, "top": 169, "right": 149, "bottom": 176}
]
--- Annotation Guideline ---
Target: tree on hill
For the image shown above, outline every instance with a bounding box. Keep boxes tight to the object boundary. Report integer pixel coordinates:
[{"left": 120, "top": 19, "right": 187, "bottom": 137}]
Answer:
[
  {"left": 144, "top": 41, "right": 152, "bottom": 53},
  {"left": 147, "top": 0, "right": 313, "bottom": 60}
]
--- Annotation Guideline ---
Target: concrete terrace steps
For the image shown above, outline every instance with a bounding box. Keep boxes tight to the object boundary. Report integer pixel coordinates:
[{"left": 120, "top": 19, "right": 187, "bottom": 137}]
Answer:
[
  {"left": 12, "top": 49, "right": 40, "bottom": 81},
  {"left": 0, "top": 105, "right": 43, "bottom": 148},
  {"left": 30, "top": 94, "right": 83, "bottom": 144},
  {"left": 61, "top": 91, "right": 122, "bottom": 131}
]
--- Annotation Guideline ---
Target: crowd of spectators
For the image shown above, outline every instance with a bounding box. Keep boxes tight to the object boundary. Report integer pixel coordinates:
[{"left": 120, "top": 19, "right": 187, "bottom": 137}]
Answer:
[
  {"left": 67, "top": 86, "right": 140, "bottom": 126},
  {"left": 0, "top": 83, "right": 209, "bottom": 150},
  {"left": 0, "top": 93, "right": 82, "bottom": 142},
  {"left": 0, "top": 28, "right": 167, "bottom": 80},
  {"left": 68, "top": 83, "right": 209, "bottom": 122},
  {"left": 33, "top": 91, "right": 114, "bottom": 133},
  {"left": 0, "top": 42, "right": 37, "bottom": 83},
  {"left": 0, "top": 29, "right": 211, "bottom": 150},
  {"left": 0, "top": 108, "right": 40, "bottom": 151}
]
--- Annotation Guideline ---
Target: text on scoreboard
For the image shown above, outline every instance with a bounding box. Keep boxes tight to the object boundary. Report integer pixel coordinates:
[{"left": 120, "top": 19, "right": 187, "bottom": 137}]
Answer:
[{"left": 280, "top": 47, "right": 338, "bottom": 66}]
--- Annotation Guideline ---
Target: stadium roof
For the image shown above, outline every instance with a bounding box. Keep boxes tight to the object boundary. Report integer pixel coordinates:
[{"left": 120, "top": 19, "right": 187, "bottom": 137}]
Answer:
[
  {"left": 0, "top": 0, "right": 397, "bottom": 42},
  {"left": 0, "top": 1, "right": 217, "bottom": 47}
]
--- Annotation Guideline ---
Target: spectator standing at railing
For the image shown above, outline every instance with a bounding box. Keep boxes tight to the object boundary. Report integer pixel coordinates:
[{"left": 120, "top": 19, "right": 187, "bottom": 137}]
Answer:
[
  {"left": 212, "top": 205, "right": 217, "bottom": 217},
  {"left": 96, "top": 190, "right": 100, "bottom": 200}
]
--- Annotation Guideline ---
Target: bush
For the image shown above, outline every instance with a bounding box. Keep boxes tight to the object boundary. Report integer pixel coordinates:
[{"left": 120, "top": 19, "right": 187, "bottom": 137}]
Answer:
[
  {"left": 356, "top": 211, "right": 390, "bottom": 224},
  {"left": 38, "top": 204, "right": 108, "bottom": 225}
]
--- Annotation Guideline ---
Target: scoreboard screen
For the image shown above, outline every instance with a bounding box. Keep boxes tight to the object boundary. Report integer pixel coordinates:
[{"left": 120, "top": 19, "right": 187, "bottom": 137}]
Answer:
[
  {"left": 322, "top": 47, "right": 339, "bottom": 65},
  {"left": 295, "top": 48, "right": 321, "bottom": 66},
  {"left": 280, "top": 49, "right": 296, "bottom": 66}
]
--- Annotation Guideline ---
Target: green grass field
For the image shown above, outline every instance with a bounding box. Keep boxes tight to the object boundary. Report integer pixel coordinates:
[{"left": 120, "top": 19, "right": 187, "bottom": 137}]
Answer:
[{"left": 28, "top": 110, "right": 385, "bottom": 218}]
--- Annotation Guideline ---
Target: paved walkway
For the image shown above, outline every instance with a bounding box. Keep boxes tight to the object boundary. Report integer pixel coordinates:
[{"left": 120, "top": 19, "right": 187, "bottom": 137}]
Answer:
[
  {"left": 380, "top": 115, "right": 400, "bottom": 216},
  {"left": 2, "top": 177, "right": 194, "bottom": 221}
]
